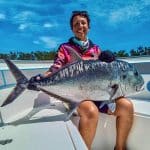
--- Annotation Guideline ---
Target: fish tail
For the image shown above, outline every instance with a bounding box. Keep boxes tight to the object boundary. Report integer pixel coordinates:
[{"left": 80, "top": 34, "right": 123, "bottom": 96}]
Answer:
[{"left": 1, "top": 59, "right": 28, "bottom": 107}]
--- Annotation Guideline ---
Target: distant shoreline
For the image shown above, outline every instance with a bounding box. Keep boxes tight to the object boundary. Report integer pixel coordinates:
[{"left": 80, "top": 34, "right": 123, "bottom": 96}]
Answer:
[
  {"left": 1, "top": 55, "right": 150, "bottom": 62},
  {"left": 0, "top": 59, "right": 53, "bottom": 64}
]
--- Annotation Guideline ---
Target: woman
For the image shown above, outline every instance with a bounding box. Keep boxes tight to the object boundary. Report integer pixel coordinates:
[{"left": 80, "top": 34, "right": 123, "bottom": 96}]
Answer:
[{"left": 33, "top": 11, "right": 134, "bottom": 150}]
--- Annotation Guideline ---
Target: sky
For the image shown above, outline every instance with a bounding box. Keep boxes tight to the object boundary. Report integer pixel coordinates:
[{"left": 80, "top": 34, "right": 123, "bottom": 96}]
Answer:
[{"left": 0, "top": 0, "right": 150, "bottom": 53}]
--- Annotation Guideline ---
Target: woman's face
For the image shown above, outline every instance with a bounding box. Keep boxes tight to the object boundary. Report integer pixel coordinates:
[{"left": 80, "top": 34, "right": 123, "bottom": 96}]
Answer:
[{"left": 72, "top": 15, "right": 89, "bottom": 41}]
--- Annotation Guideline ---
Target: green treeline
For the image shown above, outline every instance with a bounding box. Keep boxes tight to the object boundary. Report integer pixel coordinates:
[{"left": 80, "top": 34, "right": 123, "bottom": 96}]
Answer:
[
  {"left": 0, "top": 50, "right": 56, "bottom": 60},
  {"left": 0, "top": 46, "right": 150, "bottom": 60},
  {"left": 113, "top": 46, "right": 150, "bottom": 57}
]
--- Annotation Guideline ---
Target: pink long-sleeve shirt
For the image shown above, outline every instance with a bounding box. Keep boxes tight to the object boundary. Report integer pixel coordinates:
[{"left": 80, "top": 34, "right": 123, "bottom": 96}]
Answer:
[{"left": 49, "top": 38, "right": 101, "bottom": 72}]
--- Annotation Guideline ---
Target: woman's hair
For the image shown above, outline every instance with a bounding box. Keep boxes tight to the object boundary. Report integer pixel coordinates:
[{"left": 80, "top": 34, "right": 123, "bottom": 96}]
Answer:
[{"left": 70, "top": 11, "right": 90, "bottom": 30}]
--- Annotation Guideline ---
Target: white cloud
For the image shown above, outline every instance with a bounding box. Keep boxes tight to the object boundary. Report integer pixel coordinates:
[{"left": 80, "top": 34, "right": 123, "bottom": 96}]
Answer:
[
  {"left": 88, "top": 1, "right": 150, "bottom": 27},
  {"left": 0, "top": 13, "right": 5, "bottom": 20},
  {"left": 142, "top": 0, "right": 150, "bottom": 5},
  {"left": 43, "top": 23, "right": 53, "bottom": 28},
  {"left": 43, "top": 22, "right": 58, "bottom": 28},
  {"left": 18, "top": 24, "right": 28, "bottom": 30},
  {"left": 38, "top": 36, "right": 60, "bottom": 48},
  {"left": 109, "top": 6, "right": 141, "bottom": 24},
  {"left": 13, "top": 10, "right": 37, "bottom": 24},
  {"left": 18, "top": 22, "right": 42, "bottom": 32},
  {"left": 18, "top": 23, "right": 37, "bottom": 31},
  {"left": 33, "top": 40, "right": 40, "bottom": 44}
]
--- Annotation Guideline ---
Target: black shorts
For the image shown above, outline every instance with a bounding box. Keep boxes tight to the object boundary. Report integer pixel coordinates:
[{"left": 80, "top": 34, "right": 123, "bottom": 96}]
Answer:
[{"left": 93, "top": 101, "right": 116, "bottom": 113}]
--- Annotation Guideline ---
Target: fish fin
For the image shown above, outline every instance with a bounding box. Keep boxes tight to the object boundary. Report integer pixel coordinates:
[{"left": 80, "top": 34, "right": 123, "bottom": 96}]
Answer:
[
  {"left": 1, "top": 59, "right": 28, "bottom": 107},
  {"left": 109, "top": 84, "right": 125, "bottom": 100},
  {"left": 108, "top": 84, "right": 119, "bottom": 100},
  {"left": 39, "top": 87, "right": 79, "bottom": 120},
  {"left": 3, "top": 59, "right": 28, "bottom": 83},
  {"left": 39, "top": 87, "right": 76, "bottom": 104},
  {"left": 1, "top": 84, "right": 25, "bottom": 107},
  {"left": 65, "top": 102, "right": 79, "bottom": 121},
  {"left": 63, "top": 45, "right": 82, "bottom": 62}
]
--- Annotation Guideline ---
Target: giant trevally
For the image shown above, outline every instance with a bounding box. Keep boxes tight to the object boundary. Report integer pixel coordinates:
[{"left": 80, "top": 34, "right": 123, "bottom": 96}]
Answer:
[{"left": 1, "top": 46, "right": 144, "bottom": 119}]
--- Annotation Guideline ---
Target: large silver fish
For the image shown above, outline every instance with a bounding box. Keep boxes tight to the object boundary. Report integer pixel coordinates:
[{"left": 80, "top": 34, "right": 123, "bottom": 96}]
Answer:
[{"left": 1, "top": 46, "right": 144, "bottom": 119}]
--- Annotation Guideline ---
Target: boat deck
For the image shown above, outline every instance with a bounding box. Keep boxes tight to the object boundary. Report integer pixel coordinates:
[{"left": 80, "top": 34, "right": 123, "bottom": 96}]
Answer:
[
  {"left": 0, "top": 58, "right": 150, "bottom": 150},
  {"left": 0, "top": 86, "right": 150, "bottom": 150},
  {"left": 0, "top": 87, "right": 87, "bottom": 150}
]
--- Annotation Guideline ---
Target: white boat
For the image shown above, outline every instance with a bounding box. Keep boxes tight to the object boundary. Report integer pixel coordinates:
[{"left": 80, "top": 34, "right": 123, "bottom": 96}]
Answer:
[{"left": 0, "top": 57, "right": 150, "bottom": 150}]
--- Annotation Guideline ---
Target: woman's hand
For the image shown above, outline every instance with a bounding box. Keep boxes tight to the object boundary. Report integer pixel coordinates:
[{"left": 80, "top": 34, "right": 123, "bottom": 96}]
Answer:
[
  {"left": 29, "top": 71, "right": 52, "bottom": 83},
  {"left": 99, "top": 50, "right": 116, "bottom": 63}
]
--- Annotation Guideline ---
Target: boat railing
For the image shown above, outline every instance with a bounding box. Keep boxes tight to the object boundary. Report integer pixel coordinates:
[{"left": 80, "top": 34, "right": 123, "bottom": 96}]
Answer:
[{"left": 0, "top": 68, "right": 49, "bottom": 89}]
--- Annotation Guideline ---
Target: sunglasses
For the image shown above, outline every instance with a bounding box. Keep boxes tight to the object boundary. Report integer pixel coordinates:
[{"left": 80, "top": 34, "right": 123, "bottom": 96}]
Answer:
[{"left": 72, "top": 11, "right": 88, "bottom": 14}]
